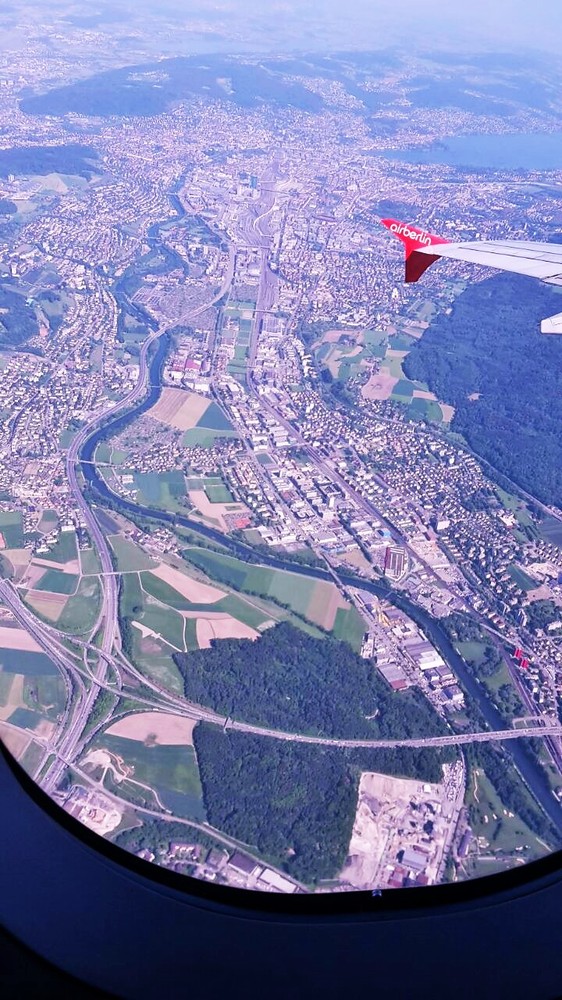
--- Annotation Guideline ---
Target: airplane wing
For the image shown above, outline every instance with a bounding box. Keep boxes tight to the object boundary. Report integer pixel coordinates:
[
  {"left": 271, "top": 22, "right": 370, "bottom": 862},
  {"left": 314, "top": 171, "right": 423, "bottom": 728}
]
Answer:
[{"left": 381, "top": 218, "right": 562, "bottom": 333}]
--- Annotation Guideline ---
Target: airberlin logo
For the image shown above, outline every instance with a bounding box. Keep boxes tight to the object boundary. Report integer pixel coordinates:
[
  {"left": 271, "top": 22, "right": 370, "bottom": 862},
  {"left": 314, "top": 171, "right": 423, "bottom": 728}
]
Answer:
[{"left": 390, "top": 222, "right": 432, "bottom": 246}]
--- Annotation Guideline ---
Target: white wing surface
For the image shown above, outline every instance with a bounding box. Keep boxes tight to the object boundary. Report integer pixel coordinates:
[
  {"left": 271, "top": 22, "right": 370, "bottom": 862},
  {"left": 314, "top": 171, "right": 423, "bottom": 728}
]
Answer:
[
  {"left": 380, "top": 220, "right": 562, "bottom": 334},
  {"left": 417, "top": 239, "right": 562, "bottom": 282}
]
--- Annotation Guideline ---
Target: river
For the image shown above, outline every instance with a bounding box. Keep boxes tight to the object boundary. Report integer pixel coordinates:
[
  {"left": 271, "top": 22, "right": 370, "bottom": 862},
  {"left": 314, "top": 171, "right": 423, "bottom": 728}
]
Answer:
[{"left": 79, "top": 306, "right": 562, "bottom": 839}]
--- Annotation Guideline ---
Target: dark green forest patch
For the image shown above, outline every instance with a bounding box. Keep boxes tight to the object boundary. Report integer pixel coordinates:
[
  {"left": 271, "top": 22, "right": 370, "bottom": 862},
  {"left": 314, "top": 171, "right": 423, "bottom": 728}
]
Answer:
[
  {"left": 0, "top": 144, "right": 99, "bottom": 178},
  {"left": 194, "top": 723, "right": 450, "bottom": 883},
  {"left": 174, "top": 621, "right": 450, "bottom": 741},
  {"left": 404, "top": 273, "right": 562, "bottom": 506}
]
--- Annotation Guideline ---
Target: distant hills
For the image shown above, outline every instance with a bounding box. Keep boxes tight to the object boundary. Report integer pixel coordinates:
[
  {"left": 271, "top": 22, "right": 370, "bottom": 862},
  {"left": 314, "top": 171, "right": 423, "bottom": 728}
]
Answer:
[{"left": 19, "top": 51, "right": 560, "bottom": 122}]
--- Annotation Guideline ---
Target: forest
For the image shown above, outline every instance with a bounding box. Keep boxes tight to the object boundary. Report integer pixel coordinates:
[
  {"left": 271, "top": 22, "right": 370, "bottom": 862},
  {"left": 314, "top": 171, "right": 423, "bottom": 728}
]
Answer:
[
  {"left": 403, "top": 272, "right": 562, "bottom": 506},
  {"left": 174, "top": 621, "right": 449, "bottom": 740},
  {"left": 526, "top": 599, "right": 561, "bottom": 633},
  {"left": 194, "top": 724, "right": 450, "bottom": 884},
  {"left": 0, "top": 283, "right": 39, "bottom": 347},
  {"left": 0, "top": 143, "right": 99, "bottom": 178}
]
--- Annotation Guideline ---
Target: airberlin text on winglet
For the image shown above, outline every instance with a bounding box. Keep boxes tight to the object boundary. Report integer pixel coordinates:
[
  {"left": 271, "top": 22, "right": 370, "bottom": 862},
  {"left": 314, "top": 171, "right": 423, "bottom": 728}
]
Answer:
[
  {"left": 380, "top": 217, "right": 450, "bottom": 283},
  {"left": 383, "top": 220, "right": 435, "bottom": 247}
]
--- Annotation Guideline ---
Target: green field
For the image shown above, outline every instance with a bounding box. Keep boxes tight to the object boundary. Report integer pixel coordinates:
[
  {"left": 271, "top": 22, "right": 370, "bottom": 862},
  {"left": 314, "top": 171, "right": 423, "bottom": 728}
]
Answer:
[
  {"left": 80, "top": 547, "right": 103, "bottom": 575},
  {"left": 0, "top": 511, "right": 24, "bottom": 548},
  {"left": 388, "top": 332, "right": 416, "bottom": 351},
  {"left": 507, "top": 565, "right": 538, "bottom": 592},
  {"left": 183, "top": 427, "right": 237, "bottom": 448},
  {"left": 96, "top": 734, "right": 205, "bottom": 820},
  {"left": 214, "top": 593, "right": 272, "bottom": 630},
  {"left": 0, "top": 651, "right": 58, "bottom": 676},
  {"left": 8, "top": 706, "right": 43, "bottom": 730},
  {"left": 44, "top": 530, "right": 79, "bottom": 564},
  {"left": 138, "top": 604, "right": 186, "bottom": 650},
  {"left": 183, "top": 617, "right": 199, "bottom": 650},
  {"left": 120, "top": 571, "right": 145, "bottom": 617},
  {"left": 132, "top": 642, "right": 184, "bottom": 694},
  {"left": 109, "top": 535, "right": 158, "bottom": 572},
  {"left": 133, "top": 470, "right": 186, "bottom": 508},
  {"left": 204, "top": 483, "right": 234, "bottom": 504},
  {"left": 38, "top": 509, "right": 58, "bottom": 533},
  {"left": 19, "top": 741, "right": 44, "bottom": 776},
  {"left": 332, "top": 606, "right": 367, "bottom": 652},
  {"left": 57, "top": 577, "right": 101, "bottom": 634},
  {"left": 465, "top": 767, "right": 550, "bottom": 859},
  {"left": 24, "top": 674, "right": 66, "bottom": 719},
  {"left": 96, "top": 442, "right": 112, "bottom": 463},
  {"left": 35, "top": 569, "right": 79, "bottom": 595},
  {"left": 408, "top": 397, "right": 444, "bottom": 422},
  {"left": 196, "top": 401, "right": 232, "bottom": 431},
  {"left": 363, "top": 329, "right": 387, "bottom": 346},
  {"left": 0, "top": 669, "right": 15, "bottom": 704},
  {"left": 59, "top": 430, "right": 74, "bottom": 449}
]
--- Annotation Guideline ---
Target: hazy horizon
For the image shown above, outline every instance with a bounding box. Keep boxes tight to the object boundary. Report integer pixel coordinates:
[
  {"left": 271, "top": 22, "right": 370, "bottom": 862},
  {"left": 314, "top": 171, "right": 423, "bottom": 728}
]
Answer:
[{"left": 14, "top": 0, "right": 562, "bottom": 58}]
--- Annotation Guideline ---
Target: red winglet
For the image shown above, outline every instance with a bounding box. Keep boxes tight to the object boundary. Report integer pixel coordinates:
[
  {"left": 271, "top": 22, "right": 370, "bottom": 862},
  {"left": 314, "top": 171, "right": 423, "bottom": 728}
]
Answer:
[{"left": 381, "top": 218, "right": 450, "bottom": 283}]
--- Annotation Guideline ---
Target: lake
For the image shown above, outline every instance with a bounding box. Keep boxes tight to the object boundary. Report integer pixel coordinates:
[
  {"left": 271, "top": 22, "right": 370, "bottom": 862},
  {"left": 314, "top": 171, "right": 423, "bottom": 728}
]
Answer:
[{"left": 383, "top": 132, "right": 562, "bottom": 171}]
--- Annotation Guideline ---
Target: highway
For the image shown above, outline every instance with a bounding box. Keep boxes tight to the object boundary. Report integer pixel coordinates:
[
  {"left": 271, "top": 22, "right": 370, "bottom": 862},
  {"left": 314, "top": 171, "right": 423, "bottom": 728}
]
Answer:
[{"left": 25, "top": 257, "right": 238, "bottom": 794}]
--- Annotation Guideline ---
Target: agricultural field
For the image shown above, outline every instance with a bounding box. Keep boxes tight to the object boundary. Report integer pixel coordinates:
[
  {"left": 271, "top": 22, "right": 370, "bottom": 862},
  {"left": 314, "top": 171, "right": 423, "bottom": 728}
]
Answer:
[
  {"left": 80, "top": 546, "right": 103, "bottom": 575},
  {"left": 35, "top": 569, "right": 79, "bottom": 595},
  {"left": 106, "top": 712, "right": 196, "bottom": 745},
  {"left": 507, "top": 565, "right": 539, "bottom": 592},
  {"left": 133, "top": 470, "right": 186, "bottom": 510},
  {"left": 109, "top": 535, "right": 158, "bottom": 573},
  {"left": 0, "top": 664, "right": 64, "bottom": 740},
  {"left": 91, "top": 732, "right": 205, "bottom": 820},
  {"left": 144, "top": 562, "right": 225, "bottom": 605},
  {"left": 182, "top": 547, "right": 360, "bottom": 639},
  {"left": 332, "top": 605, "right": 367, "bottom": 651},
  {"left": 24, "top": 590, "right": 68, "bottom": 623},
  {"left": 42, "top": 529, "right": 78, "bottom": 563},
  {"left": 120, "top": 552, "right": 292, "bottom": 677},
  {"left": 148, "top": 387, "right": 210, "bottom": 431},
  {"left": 539, "top": 516, "right": 562, "bottom": 548},
  {"left": 0, "top": 648, "right": 58, "bottom": 675},
  {"left": 349, "top": 331, "right": 454, "bottom": 423},
  {"left": 57, "top": 577, "right": 102, "bottom": 634},
  {"left": 0, "top": 624, "right": 43, "bottom": 654},
  {"left": 0, "top": 511, "right": 24, "bottom": 548}
]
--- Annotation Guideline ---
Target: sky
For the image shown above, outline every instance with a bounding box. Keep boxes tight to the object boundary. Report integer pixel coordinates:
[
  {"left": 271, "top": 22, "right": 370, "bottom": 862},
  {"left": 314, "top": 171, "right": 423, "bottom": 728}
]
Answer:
[
  {"left": 25, "top": 0, "right": 562, "bottom": 57},
  {"left": 262, "top": 0, "right": 562, "bottom": 53}
]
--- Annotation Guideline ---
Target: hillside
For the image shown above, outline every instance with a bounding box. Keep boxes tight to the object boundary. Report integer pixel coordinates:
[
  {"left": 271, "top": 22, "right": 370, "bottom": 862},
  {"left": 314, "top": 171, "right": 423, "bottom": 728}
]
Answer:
[{"left": 403, "top": 272, "right": 562, "bottom": 506}]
